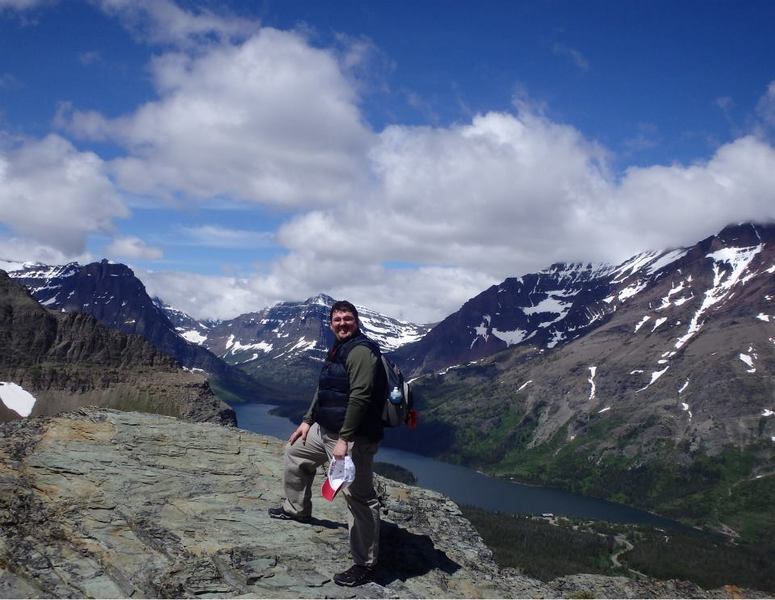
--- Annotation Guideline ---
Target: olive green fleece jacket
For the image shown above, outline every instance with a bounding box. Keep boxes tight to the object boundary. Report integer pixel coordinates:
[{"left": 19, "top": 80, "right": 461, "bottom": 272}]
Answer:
[{"left": 303, "top": 344, "right": 379, "bottom": 441}]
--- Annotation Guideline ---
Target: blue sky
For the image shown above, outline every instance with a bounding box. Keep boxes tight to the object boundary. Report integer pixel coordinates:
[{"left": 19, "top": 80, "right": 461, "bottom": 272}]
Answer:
[{"left": 1, "top": 0, "right": 774, "bottom": 322}]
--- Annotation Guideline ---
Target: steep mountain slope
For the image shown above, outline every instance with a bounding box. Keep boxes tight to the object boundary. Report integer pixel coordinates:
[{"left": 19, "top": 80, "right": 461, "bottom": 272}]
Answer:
[
  {"left": 7, "top": 260, "right": 265, "bottom": 403},
  {"left": 400, "top": 223, "right": 775, "bottom": 540},
  {"left": 0, "top": 271, "right": 234, "bottom": 424},
  {"left": 393, "top": 245, "right": 706, "bottom": 376},
  {"left": 162, "top": 293, "right": 429, "bottom": 404}
]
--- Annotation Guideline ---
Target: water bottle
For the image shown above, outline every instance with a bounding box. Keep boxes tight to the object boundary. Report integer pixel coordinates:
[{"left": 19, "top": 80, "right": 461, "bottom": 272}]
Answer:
[{"left": 389, "top": 386, "right": 402, "bottom": 405}]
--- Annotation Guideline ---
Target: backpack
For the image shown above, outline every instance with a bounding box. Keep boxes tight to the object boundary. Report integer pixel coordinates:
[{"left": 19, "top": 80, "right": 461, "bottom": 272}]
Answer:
[{"left": 380, "top": 355, "right": 417, "bottom": 428}]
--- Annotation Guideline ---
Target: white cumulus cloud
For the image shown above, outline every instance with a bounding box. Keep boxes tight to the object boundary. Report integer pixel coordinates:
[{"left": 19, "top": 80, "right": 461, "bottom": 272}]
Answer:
[
  {"left": 62, "top": 27, "right": 374, "bottom": 207},
  {"left": 106, "top": 235, "right": 163, "bottom": 260},
  {"left": 8, "top": 7, "right": 775, "bottom": 323},
  {"left": 93, "top": 0, "right": 256, "bottom": 46},
  {"left": 0, "top": 134, "right": 127, "bottom": 255}
]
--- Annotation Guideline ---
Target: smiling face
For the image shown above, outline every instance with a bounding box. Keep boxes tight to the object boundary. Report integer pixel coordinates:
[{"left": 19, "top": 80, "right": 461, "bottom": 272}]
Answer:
[{"left": 330, "top": 309, "right": 358, "bottom": 342}]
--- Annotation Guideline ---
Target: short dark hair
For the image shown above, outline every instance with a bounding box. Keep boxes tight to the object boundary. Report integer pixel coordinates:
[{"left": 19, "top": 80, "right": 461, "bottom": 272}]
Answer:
[{"left": 329, "top": 300, "right": 358, "bottom": 322}]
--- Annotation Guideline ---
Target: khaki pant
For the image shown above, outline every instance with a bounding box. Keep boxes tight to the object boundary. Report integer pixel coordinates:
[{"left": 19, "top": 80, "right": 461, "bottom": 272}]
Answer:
[{"left": 282, "top": 422, "right": 380, "bottom": 567}]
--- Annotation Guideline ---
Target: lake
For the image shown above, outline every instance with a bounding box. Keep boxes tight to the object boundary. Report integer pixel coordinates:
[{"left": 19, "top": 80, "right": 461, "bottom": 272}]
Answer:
[{"left": 234, "top": 403, "right": 684, "bottom": 529}]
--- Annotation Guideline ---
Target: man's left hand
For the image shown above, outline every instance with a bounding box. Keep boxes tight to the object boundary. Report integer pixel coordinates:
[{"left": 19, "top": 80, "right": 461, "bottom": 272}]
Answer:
[{"left": 333, "top": 438, "right": 348, "bottom": 460}]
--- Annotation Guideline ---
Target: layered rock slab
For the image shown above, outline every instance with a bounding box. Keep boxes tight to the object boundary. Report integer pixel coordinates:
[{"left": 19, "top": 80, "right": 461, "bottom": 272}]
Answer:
[{"left": 0, "top": 409, "right": 546, "bottom": 598}]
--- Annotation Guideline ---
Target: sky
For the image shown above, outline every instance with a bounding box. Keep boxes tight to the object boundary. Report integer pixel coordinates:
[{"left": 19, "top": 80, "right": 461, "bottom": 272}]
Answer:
[{"left": 1, "top": 0, "right": 774, "bottom": 324}]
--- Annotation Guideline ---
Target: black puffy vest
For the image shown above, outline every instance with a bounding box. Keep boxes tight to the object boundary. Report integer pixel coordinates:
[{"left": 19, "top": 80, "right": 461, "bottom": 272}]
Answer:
[{"left": 316, "top": 332, "right": 384, "bottom": 440}]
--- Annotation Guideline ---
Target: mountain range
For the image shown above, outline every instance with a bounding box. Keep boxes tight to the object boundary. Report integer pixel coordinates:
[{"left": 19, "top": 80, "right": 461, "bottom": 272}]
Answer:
[
  {"left": 3, "top": 222, "right": 774, "bottom": 542},
  {"left": 160, "top": 293, "right": 428, "bottom": 402},
  {"left": 4, "top": 259, "right": 427, "bottom": 405}
]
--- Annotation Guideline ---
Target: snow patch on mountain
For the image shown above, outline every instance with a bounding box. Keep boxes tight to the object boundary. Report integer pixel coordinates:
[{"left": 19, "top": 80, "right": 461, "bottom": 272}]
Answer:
[
  {"left": 644, "top": 248, "right": 690, "bottom": 275},
  {"left": 492, "top": 328, "right": 530, "bottom": 346},
  {"left": 472, "top": 316, "right": 491, "bottom": 347},
  {"left": 739, "top": 346, "right": 758, "bottom": 373},
  {"left": 523, "top": 294, "right": 572, "bottom": 319},
  {"left": 655, "top": 280, "right": 692, "bottom": 310},
  {"left": 274, "top": 337, "right": 318, "bottom": 359},
  {"left": 0, "top": 382, "right": 37, "bottom": 417},
  {"left": 178, "top": 329, "right": 208, "bottom": 345},
  {"left": 617, "top": 281, "right": 648, "bottom": 303},
  {"left": 634, "top": 316, "right": 650, "bottom": 332},
  {"left": 637, "top": 366, "right": 669, "bottom": 392},
  {"left": 225, "top": 334, "right": 273, "bottom": 356},
  {"left": 358, "top": 310, "right": 427, "bottom": 351},
  {"left": 612, "top": 251, "right": 660, "bottom": 283},
  {"left": 681, "top": 402, "right": 693, "bottom": 420},
  {"left": 675, "top": 244, "right": 764, "bottom": 350}
]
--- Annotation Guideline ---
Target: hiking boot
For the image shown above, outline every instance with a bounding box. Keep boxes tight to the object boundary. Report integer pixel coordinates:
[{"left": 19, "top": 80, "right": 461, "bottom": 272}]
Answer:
[
  {"left": 333, "top": 564, "right": 375, "bottom": 587},
  {"left": 267, "top": 506, "right": 310, "bottom": 523}
]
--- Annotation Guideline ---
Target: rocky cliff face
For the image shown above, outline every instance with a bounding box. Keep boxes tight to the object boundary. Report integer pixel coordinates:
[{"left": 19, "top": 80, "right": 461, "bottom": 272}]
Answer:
[
  {"left": 7, "top": 261, "right": 265, "bottom": 404},
  {"left": 0, "top": 409, "right": 757, "bottom": 599},
  {"left": 0, "top": 271, "right": 234, "bottom": 425}
]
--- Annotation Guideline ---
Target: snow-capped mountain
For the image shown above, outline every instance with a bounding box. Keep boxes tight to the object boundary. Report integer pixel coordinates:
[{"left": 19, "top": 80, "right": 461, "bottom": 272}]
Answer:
[
  {"left": 158, "top": 293, "right": 429, "bottom": 403},
  {"left": 161, "top": 293, "right": 427, "bottom": 358},
  {"left": 394, "top": 223, "right": 775, "bottom": 378}
]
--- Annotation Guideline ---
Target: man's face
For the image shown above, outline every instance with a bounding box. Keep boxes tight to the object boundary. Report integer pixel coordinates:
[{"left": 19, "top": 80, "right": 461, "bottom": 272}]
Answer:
[{"left": 330, "top": 310, "right": 358, "bottom": 342}]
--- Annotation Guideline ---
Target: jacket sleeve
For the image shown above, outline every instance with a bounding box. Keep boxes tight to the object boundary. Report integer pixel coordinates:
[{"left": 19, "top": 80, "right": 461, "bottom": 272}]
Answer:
[
  {"left": 338, "top": 345, "right": 378, "bottom": 441},
  {"left": 302, "top": 387, "right": 319, "bottom": 425}
]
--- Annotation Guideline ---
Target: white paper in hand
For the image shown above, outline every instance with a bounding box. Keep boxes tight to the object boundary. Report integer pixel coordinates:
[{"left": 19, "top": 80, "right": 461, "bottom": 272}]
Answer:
[{"left": 321, "top": 456, "right": 356, "bottom": 501}]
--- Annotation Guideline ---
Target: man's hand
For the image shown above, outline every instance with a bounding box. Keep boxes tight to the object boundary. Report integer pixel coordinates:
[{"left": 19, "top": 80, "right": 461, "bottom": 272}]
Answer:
[
  {"left": 333, "top": 437, "right": 348, "bottom": 460},
  {"left": 288, "top": 422, "right": 311, "bottom": 445}
]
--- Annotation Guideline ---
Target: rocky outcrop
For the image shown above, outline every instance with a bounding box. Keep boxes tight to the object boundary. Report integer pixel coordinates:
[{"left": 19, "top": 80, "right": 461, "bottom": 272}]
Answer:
[
  {"left": 7, "top": 261, "right": 266, "bottom": 404},
  {"left": 0, "top": 409, "right": 763, "bottom": 598}
]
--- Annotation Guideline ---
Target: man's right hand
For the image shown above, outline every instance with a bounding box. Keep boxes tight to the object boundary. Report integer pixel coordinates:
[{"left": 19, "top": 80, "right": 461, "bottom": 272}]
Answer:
[{"left": 288, "top": 422, "right": 311, "bottom": 445}]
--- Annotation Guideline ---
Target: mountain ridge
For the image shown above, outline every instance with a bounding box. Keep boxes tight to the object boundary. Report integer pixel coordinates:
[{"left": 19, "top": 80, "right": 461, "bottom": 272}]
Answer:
[{"left": 0, "top": 270, "right": 234, "bottom": 424}]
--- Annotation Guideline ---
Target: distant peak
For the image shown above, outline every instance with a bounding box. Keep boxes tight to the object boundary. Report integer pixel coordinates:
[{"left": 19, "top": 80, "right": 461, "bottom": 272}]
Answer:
[
  {"left": 715, "top": 221, "right": 775, "bottom": 246},
  {"left": 305, "top": 293, "right": 335, "bottom": 306}
]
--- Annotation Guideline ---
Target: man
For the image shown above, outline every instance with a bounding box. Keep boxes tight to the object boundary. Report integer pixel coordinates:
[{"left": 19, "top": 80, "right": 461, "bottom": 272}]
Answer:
[{"left": 268, "top": 300, "right": 386, "bottom": 587}]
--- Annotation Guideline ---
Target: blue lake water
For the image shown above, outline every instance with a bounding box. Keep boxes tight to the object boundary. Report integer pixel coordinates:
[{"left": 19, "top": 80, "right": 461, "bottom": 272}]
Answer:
[{"left": 234, "top": 403, "right": 684, "bottom": 529}]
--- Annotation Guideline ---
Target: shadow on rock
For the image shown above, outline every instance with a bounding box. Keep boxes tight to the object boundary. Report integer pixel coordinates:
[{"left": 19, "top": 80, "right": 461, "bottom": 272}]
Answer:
[
  {"left": 307, "top": 516, "right": 347, "bottom": 530},
  {"left": 375, "top": 521, "right": 460, "bottom": 586}
]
